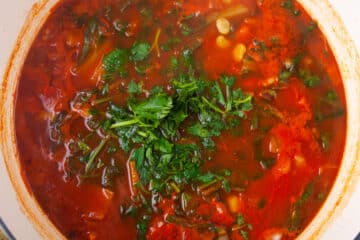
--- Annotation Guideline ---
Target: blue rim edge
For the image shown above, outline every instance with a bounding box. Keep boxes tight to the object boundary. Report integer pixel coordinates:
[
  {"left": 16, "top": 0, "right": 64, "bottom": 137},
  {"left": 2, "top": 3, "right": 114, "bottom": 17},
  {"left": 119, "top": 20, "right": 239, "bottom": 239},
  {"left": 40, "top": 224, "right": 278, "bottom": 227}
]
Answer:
[
  {"left": 355, "top": 232, "right": 360, "bottom": 240},
  {"left": 0, "top": 218, "right": 15, "bottom": 240}
]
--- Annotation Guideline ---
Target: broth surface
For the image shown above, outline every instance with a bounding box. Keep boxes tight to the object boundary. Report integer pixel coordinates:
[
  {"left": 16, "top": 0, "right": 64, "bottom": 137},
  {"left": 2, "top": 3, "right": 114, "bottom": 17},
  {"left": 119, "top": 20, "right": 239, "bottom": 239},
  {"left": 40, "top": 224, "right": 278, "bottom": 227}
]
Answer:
[{"left": 15, "top": 0, "right": 346, "bottom": 239}]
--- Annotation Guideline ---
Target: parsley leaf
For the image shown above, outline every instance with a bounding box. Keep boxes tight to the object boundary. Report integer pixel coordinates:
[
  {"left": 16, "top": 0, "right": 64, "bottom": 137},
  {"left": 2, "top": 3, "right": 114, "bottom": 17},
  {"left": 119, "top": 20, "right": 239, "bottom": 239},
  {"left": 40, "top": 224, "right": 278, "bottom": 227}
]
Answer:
[
  {"left": 130, "top": 42, "right": 151, "bottom": 62},
  {"left": 130, "top": 93, "right": 173, "bottom": 122},
  {"left": 128, "top": 80, "right": 143, "bottom": 94},
  {"left": 103, "top": 48, "right": 128, "bottom": 77},
  {"left": 188, "top": 123, "right": 212, "bottom": 138},
  {"left": 131, "top": 142, "right": 201, "bottom": 191}
]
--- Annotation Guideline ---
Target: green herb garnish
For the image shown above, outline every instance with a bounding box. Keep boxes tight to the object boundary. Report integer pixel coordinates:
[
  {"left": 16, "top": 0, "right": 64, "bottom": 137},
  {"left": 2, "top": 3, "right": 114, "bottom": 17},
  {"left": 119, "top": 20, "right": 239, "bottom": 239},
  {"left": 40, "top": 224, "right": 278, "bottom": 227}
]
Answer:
[{"left": 130, "top": 42, "right": 151, "bottom": 62}]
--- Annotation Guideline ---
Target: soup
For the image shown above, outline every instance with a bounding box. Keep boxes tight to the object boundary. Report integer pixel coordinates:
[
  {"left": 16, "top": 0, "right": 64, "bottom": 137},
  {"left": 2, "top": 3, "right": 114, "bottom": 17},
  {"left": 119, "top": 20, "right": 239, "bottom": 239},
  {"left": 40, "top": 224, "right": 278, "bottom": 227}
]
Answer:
[{"left": 15, "top": 0, "right": 346, "bottom": 239}]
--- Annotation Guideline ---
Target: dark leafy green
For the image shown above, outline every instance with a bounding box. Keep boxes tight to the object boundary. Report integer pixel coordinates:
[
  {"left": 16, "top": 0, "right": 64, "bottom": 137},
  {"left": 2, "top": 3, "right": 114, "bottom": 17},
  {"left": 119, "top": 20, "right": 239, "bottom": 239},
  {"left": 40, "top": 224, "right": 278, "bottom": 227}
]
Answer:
[
  {"left": 102, "top": 42, "right": 151, "bottom": 80},
  {"left": 280, "top": 0, "right": 301, "bottom": 16},
  {"left": 299, "top": 69, "right": 321, "bottom": 87},
  {"left": 290, "top": 181, "right": 315, "bottom": 230}
]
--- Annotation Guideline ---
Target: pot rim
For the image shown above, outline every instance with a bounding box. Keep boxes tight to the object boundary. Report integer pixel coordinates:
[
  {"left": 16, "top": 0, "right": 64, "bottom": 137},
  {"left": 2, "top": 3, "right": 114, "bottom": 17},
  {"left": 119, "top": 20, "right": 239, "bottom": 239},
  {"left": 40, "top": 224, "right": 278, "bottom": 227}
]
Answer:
[
  {"left": 0, "top": 0, "right": 65, "bottom": 239},
  {"left": 1, "top": 0, "right": 360, "bottom": 239},
  {"left": 297, "top": 0, "right": 360, "bottom": 238}
]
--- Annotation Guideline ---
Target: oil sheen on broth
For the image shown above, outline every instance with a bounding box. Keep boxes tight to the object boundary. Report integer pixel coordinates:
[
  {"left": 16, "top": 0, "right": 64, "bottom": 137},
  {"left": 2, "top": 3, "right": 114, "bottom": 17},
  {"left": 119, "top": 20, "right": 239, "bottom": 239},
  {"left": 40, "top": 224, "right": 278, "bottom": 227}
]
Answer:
[{"left": 15, "top": 0, "right": 346, "bottom": 239}]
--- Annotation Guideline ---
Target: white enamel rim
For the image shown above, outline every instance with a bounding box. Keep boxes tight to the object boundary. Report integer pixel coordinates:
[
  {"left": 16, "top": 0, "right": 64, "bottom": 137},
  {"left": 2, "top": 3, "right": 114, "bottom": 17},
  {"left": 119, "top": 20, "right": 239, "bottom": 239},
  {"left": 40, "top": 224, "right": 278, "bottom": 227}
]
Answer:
[{"left": 0, "top": 0, "right": 360, "bottom": 239}]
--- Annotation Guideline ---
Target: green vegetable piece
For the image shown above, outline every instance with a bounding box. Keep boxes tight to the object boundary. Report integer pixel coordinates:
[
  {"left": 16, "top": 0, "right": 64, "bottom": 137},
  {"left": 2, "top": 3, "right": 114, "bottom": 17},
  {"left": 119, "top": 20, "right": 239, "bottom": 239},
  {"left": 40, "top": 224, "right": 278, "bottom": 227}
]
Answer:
[
  {"left": 236, "top": 214, "right": 245, "bottom": 225},
  {"left": 153, "top": 137, "right": 174, "bottom": 153},
  {"left": 78, "top": 140, "right": 91, "bottom": 153},
  {"left": 182, "top": 48, "right": 194, "bottom": 67},
  {"left": 101, "top": 83, "right": 109, "bottom": 96},
  {"left": 326, "top": 90, "right": 338, "bottom": 101},
  {"left": 85, "top": 137, "right": 108, "bottom": 174},
  {"left": 240, "top": 230, "right": 249, "bottom": 240},
  {"left": 202, "top": 137, "right": 215, "bottom": 149},
  {"left": 78, "top": 17, "right": 98, "bottom": 63},
  {"left": 211, "top": 81, "right": 226, "bottom": 107},
  {"left": 171, "top": 56, "right": 179, "bottom": 71},
  {"left": 103, "top": 48, "right": 128, "bottom": 73},
  {"left": 304, "top": 75, "right": 321, "bottom": 87},
  {"left": 131, "top": 146, "right": 149, "bottom": 184},
  {"left": 221, "top": 74, "right": 236, "bottom": 88},
  {"left": 131, "top": 94, "right": 173, "bottom": 122},
  {"left": 197, "top": 172, "right": 216, "bottom": 183},
  {"left": 107, "top": 145, "right": 117, "bottom": 154},
  {"left": 180, "top": 23, "right": 192, "bottom": 36},
  {"left": 136, "top": 215, "right": 151, "bottom": 240},
  {"left": 128, "top": 80, "right": 143, "bottom": 94},
  {"left": 280, "top": 0, "right": 301, "bottom": 16},
  {"left": 131, "top": 42, "right": 151, "bottom": 62},
  {"left": 279, "top": 70, "right": 292, "bottom": 81},
  {"left": 296, "top": 181, "right": 314, "bottom": 208},
  {"left": 307, "top": 21, "right": 317, "bottom": 32},
  {"left": 299, "top": 69, "right": 321, "bottom": 87},
  {"left": 222, "top": 179, "right": 231, "bottom": 192},
  {"left": 188, "top": 123, "right": 211, "bottom": 138}
]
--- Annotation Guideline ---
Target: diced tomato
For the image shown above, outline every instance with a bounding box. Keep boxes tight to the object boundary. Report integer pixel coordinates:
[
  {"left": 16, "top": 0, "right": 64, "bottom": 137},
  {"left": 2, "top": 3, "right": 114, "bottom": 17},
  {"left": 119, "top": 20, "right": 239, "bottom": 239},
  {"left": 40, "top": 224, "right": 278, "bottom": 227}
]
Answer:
[
  {"left": 231, "top": 231, "right": 247, "bottom": 240},
  {"left": 214, "top": 200, "right": 235, "bottom": 226},
  {"left": 147, "top": 222, "right": 214, "bottom": 240},
  {"left": 235, "top": 23, "right": 254, "bottom": 44}
]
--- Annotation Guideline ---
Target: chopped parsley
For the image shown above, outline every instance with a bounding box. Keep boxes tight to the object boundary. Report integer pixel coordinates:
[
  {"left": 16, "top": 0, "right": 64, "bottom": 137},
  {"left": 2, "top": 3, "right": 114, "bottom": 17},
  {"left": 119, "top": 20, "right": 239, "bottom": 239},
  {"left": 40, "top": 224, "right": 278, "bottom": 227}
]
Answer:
[
  {"left": 102, "top": 41, "right": 151, "bottom": 80},
  {"left": 130, "top": 42, "right": 151, "bottom": 62}
]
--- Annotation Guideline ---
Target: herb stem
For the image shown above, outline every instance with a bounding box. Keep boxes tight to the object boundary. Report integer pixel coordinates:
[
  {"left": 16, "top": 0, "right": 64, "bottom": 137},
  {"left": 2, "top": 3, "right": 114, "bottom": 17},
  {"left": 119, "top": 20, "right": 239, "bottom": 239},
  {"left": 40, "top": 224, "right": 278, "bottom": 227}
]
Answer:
[
  {"left": 225, "top": 85, "right": 232, "bottom": 112},
  {"left": 111, "top": 119, "right": 140, "bottom": 128},
  {"left": 85, "top": 137, "right": 108, "bottom": 174},
  {"left": 137, "top": 131, "right": 148, "bottom": 137},
  {"left": 201, "top": 96, "right": 225, "bottom": 115},
  {"left": 234, "top": 95, "right": 252, "bottom": 105},
  {"left": 198, "top": 179, "right": 219, "bottom": 191},
  {"left": 93, "top": 96, "right": 113, "bottom": 105}
]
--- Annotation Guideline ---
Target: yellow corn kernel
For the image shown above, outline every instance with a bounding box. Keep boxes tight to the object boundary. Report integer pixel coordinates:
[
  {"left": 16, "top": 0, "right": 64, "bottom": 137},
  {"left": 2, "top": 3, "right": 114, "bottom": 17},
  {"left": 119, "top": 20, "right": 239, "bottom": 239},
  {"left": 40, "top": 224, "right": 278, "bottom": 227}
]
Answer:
[
  {"left": 233, "top": 43, "right": 246, "bottom": 62},
  {"left": 216, "top": 35, "right": 231, "bottom": 49},
  {"left": 227, "top": 194, "right": 240, "bottom": 213},
  {"left": 216, "top": 17, "right": 231, "bottom": 35}
]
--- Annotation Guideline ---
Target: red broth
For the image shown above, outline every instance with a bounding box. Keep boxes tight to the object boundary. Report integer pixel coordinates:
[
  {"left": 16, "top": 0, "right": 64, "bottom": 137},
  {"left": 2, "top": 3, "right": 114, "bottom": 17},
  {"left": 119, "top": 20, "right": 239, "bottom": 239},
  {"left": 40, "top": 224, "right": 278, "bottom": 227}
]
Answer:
[{"left": 15, "top": 0, "right": 346, "bottom": 239}]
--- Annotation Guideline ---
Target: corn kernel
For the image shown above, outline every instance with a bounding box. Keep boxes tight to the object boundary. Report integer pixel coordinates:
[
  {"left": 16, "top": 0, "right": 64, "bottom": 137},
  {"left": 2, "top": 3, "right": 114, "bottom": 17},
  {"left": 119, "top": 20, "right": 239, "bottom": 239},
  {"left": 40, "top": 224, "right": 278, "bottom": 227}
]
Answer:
[
  {"left": 227, "top": 194, "right": 240, "bottom": 213},
  {"left": 216, "top": 17, "right": 231, "bottom": 35},
  {"left": 216, "top": 35, "right": 231, "bottom": 49},
  {"left": 233, "top": 43, "right": 247, "bottom": 62},
  {"left": 223, "top": 0, "right": 232, "bottom": 4}
]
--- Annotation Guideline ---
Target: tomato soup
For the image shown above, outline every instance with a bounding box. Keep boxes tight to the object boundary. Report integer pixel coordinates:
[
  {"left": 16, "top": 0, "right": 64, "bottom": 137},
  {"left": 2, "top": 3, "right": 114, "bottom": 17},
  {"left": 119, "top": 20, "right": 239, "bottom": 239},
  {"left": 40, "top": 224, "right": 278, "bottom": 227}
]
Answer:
[{"left": 15, "top": 0, "right": 346, "bottom": 239}]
